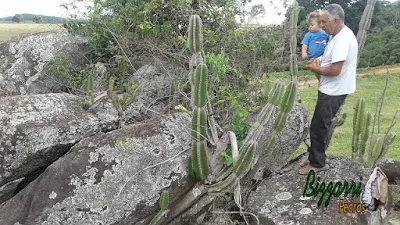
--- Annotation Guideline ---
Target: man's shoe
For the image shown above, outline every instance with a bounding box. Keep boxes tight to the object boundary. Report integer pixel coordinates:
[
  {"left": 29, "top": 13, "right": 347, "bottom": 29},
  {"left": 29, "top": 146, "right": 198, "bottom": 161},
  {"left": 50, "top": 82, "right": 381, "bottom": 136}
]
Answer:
[{"left": 298, "top": 164, "right": 330, "bottom": 175}]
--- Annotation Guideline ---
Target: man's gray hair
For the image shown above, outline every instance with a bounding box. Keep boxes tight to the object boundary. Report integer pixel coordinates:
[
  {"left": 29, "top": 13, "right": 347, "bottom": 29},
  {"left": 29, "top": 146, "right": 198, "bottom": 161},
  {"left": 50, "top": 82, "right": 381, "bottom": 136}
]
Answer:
[{"left": 321, "top": 4, "right": 345, "bottom": 23}]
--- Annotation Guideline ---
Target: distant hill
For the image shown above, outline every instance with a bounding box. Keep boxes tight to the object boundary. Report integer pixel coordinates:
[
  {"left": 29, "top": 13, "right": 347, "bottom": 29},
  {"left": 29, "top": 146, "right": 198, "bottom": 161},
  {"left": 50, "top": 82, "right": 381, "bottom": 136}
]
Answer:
[{"left": 0, "top": 14, "right": 66, "bottom": 24}]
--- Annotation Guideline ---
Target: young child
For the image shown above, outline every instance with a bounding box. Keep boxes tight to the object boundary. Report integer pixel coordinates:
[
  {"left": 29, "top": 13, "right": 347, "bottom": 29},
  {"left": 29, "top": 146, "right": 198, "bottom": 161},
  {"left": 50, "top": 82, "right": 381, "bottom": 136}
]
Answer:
[{"left": 301, "top": 11, "right": 330, "bottom": 81}]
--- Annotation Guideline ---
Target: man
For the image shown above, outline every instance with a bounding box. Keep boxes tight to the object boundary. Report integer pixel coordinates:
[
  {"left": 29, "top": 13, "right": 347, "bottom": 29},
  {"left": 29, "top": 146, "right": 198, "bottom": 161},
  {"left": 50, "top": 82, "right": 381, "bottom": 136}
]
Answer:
[{"left": 299, "top": 4, "right": 358, "bottom": 175}]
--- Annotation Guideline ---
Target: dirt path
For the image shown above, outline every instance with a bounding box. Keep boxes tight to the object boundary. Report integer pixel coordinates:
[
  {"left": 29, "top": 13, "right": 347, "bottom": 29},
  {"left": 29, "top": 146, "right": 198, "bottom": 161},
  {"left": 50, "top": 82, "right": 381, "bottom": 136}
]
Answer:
[{"left": 298, "top": 66, "right": 400, "bottom": 89}]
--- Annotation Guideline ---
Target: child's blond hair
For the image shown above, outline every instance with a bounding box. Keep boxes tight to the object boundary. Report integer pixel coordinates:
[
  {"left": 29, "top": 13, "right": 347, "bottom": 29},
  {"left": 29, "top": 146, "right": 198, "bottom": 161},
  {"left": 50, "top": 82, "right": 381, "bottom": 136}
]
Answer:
[{"left": 307, "top": 11, "right": 321, "bottom": 24}]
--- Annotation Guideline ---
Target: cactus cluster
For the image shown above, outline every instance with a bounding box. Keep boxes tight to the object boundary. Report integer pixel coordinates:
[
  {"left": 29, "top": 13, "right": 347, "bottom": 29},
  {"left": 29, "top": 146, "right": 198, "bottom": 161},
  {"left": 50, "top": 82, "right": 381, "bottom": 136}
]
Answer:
[
  {"left": 208, "top": 141, "right": 257, "bottom": 193},
  {"left": 352, "top": 97, "right": 396, "bottom": 167}
]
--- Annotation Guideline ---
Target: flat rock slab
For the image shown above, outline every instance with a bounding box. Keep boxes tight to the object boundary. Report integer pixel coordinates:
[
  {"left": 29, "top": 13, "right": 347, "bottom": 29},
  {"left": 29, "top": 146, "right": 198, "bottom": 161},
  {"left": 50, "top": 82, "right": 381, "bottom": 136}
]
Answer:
[
  {"left": 0, "top": 93, "right": 119, "bottom": 203},
  {"left": 0, "top": 113, "right": 192, "bottom": 225}
]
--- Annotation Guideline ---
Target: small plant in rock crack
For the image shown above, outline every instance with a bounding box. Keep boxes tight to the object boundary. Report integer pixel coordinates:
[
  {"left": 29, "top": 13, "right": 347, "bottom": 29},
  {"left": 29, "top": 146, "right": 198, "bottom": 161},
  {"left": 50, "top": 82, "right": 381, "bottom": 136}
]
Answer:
[
  {"left": 80, "top": 73, "right": 95, "bottom": 110},
  {"left": 107, "top": 77, "right": 140, "bottom": 127}
]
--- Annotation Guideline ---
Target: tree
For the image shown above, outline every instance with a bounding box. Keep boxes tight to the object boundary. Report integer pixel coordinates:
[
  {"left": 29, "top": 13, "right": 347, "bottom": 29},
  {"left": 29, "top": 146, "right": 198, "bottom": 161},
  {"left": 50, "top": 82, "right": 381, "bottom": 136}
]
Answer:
[
  {"left": 12, "top": 14, "right": 23, "bottom": 23},
  {"left": 32, "top": 15, "right": 43, "bottom": 24}
]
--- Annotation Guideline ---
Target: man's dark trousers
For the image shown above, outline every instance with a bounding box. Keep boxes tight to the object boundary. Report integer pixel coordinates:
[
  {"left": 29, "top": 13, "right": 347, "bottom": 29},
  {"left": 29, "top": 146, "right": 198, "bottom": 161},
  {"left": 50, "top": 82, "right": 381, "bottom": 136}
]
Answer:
[{"left": 308, "top": 90, "right": 347, "bottom": 168}]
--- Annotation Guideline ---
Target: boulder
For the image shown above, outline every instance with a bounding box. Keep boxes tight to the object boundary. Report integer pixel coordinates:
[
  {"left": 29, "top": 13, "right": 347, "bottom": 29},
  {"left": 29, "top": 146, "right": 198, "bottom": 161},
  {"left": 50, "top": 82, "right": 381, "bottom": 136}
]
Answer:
[
  {"left": 0, "top": 30, "right": 87, "bottom": 96},
  {"left": 0, "top": 113, "right": 192, "bottom": 225},
  {"left": 247, "top": 156, "right": 390, "bottom": 225},
  {"left": 125, "top": 64, "right": 173, "bottom": 122},
  {"left": 379, "top": 159, "right": 400, "bottom": 184},
  {"left": 0, "top": 93, "right": 120, "bottom": 203}
]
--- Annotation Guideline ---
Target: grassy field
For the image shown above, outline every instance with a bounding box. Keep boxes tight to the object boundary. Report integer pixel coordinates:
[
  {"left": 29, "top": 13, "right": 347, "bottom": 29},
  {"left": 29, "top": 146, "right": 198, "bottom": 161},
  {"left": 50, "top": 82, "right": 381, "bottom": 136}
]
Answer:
[
  {"left": 0, "top": 24, "right": 62, "bottom": 42},
  {"left": 292, "top": 72, "right": 400, "bottom": 162}
]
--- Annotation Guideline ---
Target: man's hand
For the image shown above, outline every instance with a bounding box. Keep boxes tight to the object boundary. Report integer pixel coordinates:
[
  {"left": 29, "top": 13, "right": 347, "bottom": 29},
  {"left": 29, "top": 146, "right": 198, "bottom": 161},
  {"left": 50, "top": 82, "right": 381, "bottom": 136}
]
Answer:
[
  {"left": 306, "top": 59, "right": 321, "bottom": 73},
  {"left": 301, "top": 53, "right": 308, "bottom": 60}
]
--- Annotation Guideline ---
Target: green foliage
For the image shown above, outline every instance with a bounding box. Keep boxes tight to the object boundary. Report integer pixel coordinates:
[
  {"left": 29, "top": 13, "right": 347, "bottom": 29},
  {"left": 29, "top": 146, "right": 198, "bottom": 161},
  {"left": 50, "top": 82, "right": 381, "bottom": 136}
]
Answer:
[
  {"left": 205, "top": 50, "right": 229, "bottom": 90},
  {"left": 359, "top": 26, "right": 400, "bottom": 67},
  {"left": 45, "top": 56, "right": 88, "bottom": 91}
]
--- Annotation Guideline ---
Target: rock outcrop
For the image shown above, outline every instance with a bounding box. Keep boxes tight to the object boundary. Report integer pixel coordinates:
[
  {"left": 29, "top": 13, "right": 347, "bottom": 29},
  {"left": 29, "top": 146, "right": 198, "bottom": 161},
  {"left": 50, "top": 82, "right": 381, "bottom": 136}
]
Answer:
[
  {"left": 0, "top": 93, "right": 119, "bottom": 203},
  {"left": 247, "top": 156, "right": 390, "bottom": 225},
  {"left": 0, "top": 30, "right": 87, "bottom": 96},
  {"left": 0, "top": 113, "right": 193, "bottom": 225}
]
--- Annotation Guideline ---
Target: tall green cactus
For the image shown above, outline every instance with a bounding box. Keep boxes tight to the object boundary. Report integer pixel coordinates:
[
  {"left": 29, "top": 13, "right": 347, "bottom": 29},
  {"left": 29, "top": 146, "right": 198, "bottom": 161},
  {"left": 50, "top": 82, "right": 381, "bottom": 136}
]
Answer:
[
  {"left": 191, "top": 64, "right": 209, "bottom": 180},
  {"left": 359, "top": 111, "right": 371, "bottom": 162},
  {"left": 368, "top": 133, "right": 385, "bottom": 167},
  {"left": 188, "top": 15, "right": 203, "bottom": 53},
  {"left": 352, "top": 98, "right": 367, "bottom": 160},
  {"left": 371, "top": 131, "right": 396, "bottom": 167},
  {"left": 288, "top": 1, "right": 300, "bottom": 101}
]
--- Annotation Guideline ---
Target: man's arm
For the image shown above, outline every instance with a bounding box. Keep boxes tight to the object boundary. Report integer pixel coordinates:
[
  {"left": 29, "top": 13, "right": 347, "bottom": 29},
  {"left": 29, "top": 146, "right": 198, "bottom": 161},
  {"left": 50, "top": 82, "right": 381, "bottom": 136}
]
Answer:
[{"left": 306, "top": 60, "right": 344, "bottom": 77}]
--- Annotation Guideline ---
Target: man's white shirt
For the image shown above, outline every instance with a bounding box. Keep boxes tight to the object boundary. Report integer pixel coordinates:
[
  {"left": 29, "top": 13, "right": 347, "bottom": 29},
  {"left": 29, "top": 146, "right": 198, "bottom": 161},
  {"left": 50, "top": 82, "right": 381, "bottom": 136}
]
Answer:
[{"left": 319, "top": 26, "right": 358, "bottom": 96}]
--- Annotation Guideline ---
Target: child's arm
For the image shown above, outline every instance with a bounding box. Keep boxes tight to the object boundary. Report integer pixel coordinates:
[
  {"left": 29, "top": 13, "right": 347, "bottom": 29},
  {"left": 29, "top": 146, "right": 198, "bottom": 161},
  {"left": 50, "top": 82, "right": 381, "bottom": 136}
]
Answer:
[
  {"left": 300, "top": 32, "right": 311, "bottom": 60},
  {"left": 301, "top": 45, "right": 308, "bottom": 60}
]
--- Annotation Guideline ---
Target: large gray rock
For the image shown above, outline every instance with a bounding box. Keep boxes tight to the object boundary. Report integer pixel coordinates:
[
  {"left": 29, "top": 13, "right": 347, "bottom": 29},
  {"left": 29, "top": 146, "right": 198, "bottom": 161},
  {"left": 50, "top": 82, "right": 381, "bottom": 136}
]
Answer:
[
  {"left": 0, "top": 30, "right": 87, "bottom": 96},
  {"left": 125, "top": 64, "right": 173, "bottom": 122},
  {"left": 247, "top": 156, "right": 389, "bottom": 225},
  {"left": 0, "top": 113, "right": 192, "bottom": 225},
  {"left": 379, "top": 159, "right": 400, "bottom": 184},
  {"left": 0, "top": 93, "right": 120, "bottom": 203},
  {"left": 265, "top": 102, "right": 309, "bottom": 173}
]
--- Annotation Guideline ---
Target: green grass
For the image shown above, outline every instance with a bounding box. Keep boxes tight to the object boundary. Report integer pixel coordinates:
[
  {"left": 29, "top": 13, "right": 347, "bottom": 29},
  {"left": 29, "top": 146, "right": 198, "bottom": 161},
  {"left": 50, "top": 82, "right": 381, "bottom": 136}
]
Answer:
[
  {"left": 292, "top": 72, "right": 400, "bottom": 162},
  {"left": 0, "top": 24, "right": 62, "bottom": 42}
]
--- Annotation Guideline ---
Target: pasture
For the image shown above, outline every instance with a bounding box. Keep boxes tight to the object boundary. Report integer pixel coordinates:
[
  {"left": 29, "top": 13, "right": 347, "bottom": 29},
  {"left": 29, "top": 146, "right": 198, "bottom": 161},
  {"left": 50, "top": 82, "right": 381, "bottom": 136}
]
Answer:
[{"left": 0, "top": 23, "right": 62, "bottom": 42}]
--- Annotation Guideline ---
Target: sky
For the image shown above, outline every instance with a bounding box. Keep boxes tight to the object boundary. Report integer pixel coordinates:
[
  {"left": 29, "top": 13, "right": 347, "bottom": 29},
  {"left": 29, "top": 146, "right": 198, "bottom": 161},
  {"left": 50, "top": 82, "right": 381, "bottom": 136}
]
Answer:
[
  {"left": 0, "top": 0, "right": 397, "bottom": 25},
  {"left": 0, "top": 0, "right": 288, "bottom": 24}
]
